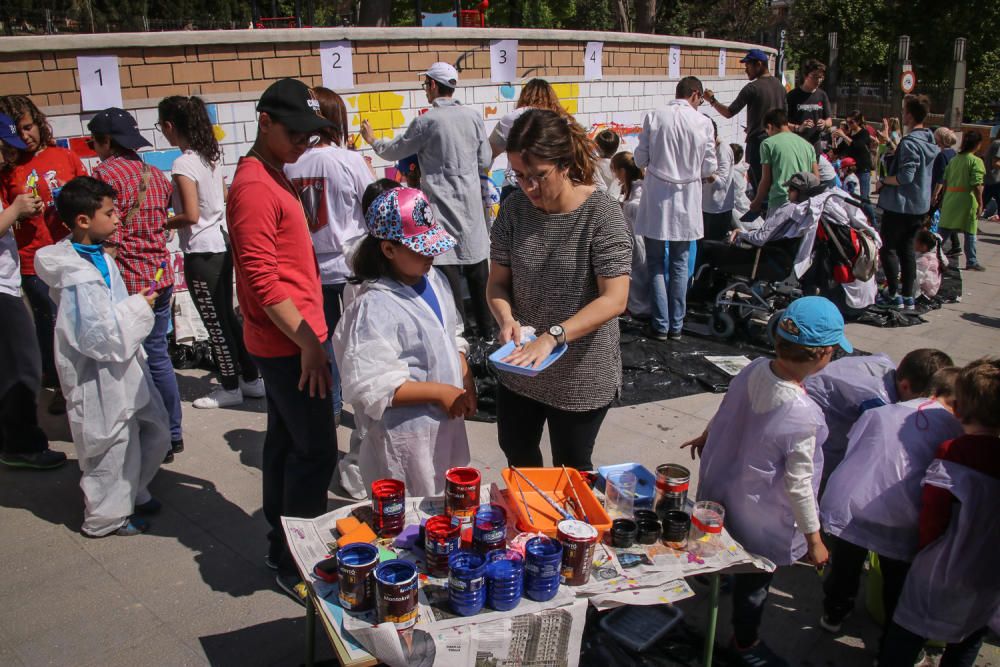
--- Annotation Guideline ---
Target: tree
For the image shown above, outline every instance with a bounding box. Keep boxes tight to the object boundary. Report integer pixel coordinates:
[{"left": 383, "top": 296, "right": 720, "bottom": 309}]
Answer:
[{"left": 359, "top": 0, "right": 392, "bottom": 26}]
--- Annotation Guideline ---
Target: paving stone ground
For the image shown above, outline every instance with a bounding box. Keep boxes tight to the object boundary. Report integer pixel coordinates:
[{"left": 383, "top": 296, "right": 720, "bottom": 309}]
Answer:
[{"left": 2, "top": 222, "right": 998, "bottom": 666}]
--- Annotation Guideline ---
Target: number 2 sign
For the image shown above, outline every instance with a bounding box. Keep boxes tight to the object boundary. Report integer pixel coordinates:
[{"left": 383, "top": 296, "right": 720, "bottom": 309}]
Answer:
[
  {"left": 490, "top": 40, "right": 517, "bottom": 83},
  {"left": 78, "top": 56, "right": 123, "bottom": 111},
  {"left": 320, "top": 40, "right": 354, "bottom": 90}
]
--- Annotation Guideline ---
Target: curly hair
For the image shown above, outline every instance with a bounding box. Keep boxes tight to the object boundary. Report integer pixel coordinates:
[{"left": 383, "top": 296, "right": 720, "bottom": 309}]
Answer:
[
  {"left": 0, "top": 95, "right": 53, "bottom": 150},
  {"left": 506, "top": 109, "right": 596, "bottom": 186},
  {"left": 516, "top": 79, "right": 567, "bottom": 116},
  {"left": 157, "top": 95, "right": 221, "bottom": 165}
]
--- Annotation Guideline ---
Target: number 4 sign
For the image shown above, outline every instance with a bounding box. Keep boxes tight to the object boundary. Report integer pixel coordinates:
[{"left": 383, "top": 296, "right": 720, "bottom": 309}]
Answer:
[
  {"left": 490, "top": 40, "right": 517, "bottom": 83},
  {"left": 320, "top": 40, "right": 354, "bottom": 90},
  {"left": 584, "top": 42, "right": 603, "bottom": 80},
  {"left": 78, "top": 56, "right": 123, "bottom": 111}
]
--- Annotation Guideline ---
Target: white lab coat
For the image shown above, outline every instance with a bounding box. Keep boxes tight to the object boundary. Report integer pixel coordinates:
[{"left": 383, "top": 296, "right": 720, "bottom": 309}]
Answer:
[
  {"left": 333, "top": 269, "right": 471, "bottom": 497},
  {"left": 893, "top": 460, "right": 1000, "bottom": 643},
  {"left": 703, "top": 141, "right": 735, "bottom": 214},
  {"left": 634, "top": 99, "right": 717, "bottom": 241},
  {"left": 804, "top": 354, "right": 896, "bottom": 478},
  {"left": 820, "top": 399, "right": 962, "bottom": 561},
  {"left": 697, "top": 358, "right": 828, "bottom": 566},
  {"left": 35, "top": 239, "right": 170, "bottom": 535},
  {"left": 622, "top": 180, "right": 651, "bottom": 318}
]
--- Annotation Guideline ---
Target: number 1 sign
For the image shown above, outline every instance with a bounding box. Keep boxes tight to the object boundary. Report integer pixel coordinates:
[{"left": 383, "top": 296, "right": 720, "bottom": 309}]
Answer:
[
  {"left": 78, "top": 56, "right": 123, "bottom": 111},
  {"left": 320, "top": 40, "right": 354, "bottom": 90}
]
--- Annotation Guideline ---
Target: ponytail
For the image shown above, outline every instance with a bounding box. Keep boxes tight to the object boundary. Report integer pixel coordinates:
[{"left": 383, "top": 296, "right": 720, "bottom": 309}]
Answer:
[
  {"left": 506, "top": 109, "right": 597, "bottom": 186},
  {"left": 157, "top": 95, "right": 221, "bottom": 166},
  {"left": 610, "top": 151, "right": 643, "bottom": 200}
]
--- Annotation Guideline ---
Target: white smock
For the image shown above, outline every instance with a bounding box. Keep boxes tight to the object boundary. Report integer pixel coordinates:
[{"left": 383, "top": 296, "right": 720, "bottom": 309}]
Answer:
[
  {"left": 634, "top": 99, "right": 717, "bottom": 241},
  {"left": 820, "top": 398, "right": 963, "bottom": 561},
  {"left": 622, "top": 180, "right": 650, "bottom": 317},
  {"left": 703, "top": 141, "right": 735, "bottom": 214},
  {"left": 804, "top": 353, "right": 896, "bottom": 478},
  {"left": 697, "top": 358, "right": 828, "bottom": 566},
  {"left": 893, "top": 460, "right": 1000, "bottom": 643},
  {"left": 35, "top": 239, "right": 170, "bottom": 536},
  {"left": 333, "top": 268, "right": 471, "bottom": 497}
]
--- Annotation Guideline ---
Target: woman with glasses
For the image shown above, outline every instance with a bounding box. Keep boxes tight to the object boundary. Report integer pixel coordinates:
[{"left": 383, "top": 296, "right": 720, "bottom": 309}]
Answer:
[{"left": 486, "top": 109, "right": 632, "bottom": 471}]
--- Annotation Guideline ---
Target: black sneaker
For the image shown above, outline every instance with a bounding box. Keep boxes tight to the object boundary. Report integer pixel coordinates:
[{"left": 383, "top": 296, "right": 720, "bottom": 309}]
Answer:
[
  {"left": 644, "top": 325, "right": 669, "bottom": 342},
  {"left": 965, "top": 264, "right": 986, "bottom": 272},
  {"left": 163, "top": 451, "right": 174, "bottom": 464},
  {"left": 47, "top": 389, "right": 67, "bottom": 415},
  {"left": 667, "top": 331, "right": 683, "bottom": 341},
  {"left": 0, "top": 449, "right": 68, "bottom": 470},
  {"left": 275, "top": 573, "right": 308, "bottom": 607},
  {"left": 171, "top": 439, "right": 184, "bottom": 454},
  {"left": 729, "top": 639, "right": 789, "bottom": 666}
]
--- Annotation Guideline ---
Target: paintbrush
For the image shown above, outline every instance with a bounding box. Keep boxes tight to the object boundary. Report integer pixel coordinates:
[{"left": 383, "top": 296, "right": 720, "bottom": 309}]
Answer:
[
  {"left": 562, "top": 465, "right": 591, "bottom": 523},
  {"left": 510, "top": 467, "right": 573, "bottom": 522},
  {"left": 510, "top": 469, "right": 536, "bottom": 527}
]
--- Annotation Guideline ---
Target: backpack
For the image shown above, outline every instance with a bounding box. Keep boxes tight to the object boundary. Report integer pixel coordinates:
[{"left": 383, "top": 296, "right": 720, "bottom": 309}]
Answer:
[{"left": 817, "top": 198, "right": 878, "bottom": 283}]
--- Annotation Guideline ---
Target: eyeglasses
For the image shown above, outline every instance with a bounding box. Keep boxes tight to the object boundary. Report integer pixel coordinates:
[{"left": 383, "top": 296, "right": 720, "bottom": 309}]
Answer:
[
  {"left": 154, "top": 122, "right": 163, "bottom": 133},
  {"left": 288, "top": 131, "right": 322, "bottom": 147},
  {"left": 511, "top": 167, "right": 555, "bottom": 190}
]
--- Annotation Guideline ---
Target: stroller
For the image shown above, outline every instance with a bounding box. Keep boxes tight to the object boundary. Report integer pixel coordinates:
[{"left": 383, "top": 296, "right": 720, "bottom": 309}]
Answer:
[{"left": 693, "top": 189, "right": 880, "bottom": 343}]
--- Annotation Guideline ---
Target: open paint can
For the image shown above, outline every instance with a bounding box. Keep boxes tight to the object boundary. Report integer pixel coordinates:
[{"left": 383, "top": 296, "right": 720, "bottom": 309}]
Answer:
[
  {"left": 337, "top": 543, "right": 379, "bottom": 611},
  {"left": 445, "top": 467, "right": 481, "bottom": 526},
  {"left": 375, "top": 560, "right": 419, "bottom": 630},
  {"left": 557, "top": 519, "right": 598, "bottom": 586}
]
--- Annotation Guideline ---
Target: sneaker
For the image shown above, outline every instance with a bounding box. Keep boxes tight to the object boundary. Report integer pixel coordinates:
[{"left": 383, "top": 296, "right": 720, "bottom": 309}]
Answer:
[
  {"left": 902, "top": 297, "right": 916, "bottom": 311},
  {"left": 193, "top": 386, "right": 243, "bottom": 409},
  {"left": 134, "top": 498, "right": 162, "bottom": 515},
  {"left": 113, "top": 517, "right": 150, "bottom": 537},
  {"left": 240, "top": 377, "right": 266, "bottom": 398},
  {"left": 264, "top": 554, "right": 279, "bottom": 571},
  {"left": 667, "top": 330, "right": 683, "bottom": 341},
  {"left": 877, "top": 292, "right": 903, "bottom": 308},
  {"left": 965, "top": 263, "right": 986, "bottom": 272},
  {"left": 819, "top": 613, "right": 845, "bottom": 634},
  {"left": 171, "top": 439, "right": 184, "bottom": 454},
  {"left": 47, "top": 388, "right": 66, "bottom": 415},
  {"left": 644, "top": 325, "right": 669, "bottom": 342},
  {"left": 729, "top": 639, "right": 789, "bottom": 666},
  {"left": 339, "top": 462, "right": 368, "bottom": 500},
  {"left": 163, "top": 451, "right": 174, "bottom": 464},
  {"left": 0, "top": 449, "right": 68, "bottom": 470},
  {"left": 275, "top": 573, "right": 308, "bottom": 607}
]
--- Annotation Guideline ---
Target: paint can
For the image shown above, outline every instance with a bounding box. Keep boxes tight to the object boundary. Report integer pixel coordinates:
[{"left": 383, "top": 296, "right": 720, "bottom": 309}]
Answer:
[
  {"left": 371, "top": 478, "right": 406, "bottom": 538},
  {"left": 336, "top": 543, "right": 379, "bottom": 611},
  {"left": 557, "top": 519, "right": 599, "bottom": 586},
  {"left": 444, "top": 467, "right": 481, "bottom": 527},
  {"left": 424, "top": 514, "right": 462, "bottom": 578},
  {"left": 374, "top": 560, "right": 419, "bottom": 630}
]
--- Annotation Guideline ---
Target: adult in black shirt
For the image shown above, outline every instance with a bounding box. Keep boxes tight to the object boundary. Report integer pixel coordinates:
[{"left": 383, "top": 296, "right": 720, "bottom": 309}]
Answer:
[
  {"left": 786, "top": 59, "right": 832, "bottom": 149},
  {"left": 704, "top": 48, "right": 786, "bottom": 189},
  {"left": 832, "top": 110, "right": 875, "bottom": 220}
]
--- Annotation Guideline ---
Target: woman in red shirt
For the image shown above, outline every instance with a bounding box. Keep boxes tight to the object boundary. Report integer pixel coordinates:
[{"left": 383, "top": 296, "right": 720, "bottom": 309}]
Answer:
[{"left": 0, "top": 95, "right": 87, "bottom": 414}]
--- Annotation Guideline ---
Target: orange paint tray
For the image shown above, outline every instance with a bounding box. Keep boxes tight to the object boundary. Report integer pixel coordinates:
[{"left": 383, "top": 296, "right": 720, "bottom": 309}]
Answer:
[{"left": 501, "top": 467, "right": 612, "bottom": 540}]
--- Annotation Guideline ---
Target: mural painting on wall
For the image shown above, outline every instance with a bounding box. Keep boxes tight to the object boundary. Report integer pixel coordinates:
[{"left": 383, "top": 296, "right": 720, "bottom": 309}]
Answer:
[{"left": 346, "top": 92, "right": 406, "bottom": 140}]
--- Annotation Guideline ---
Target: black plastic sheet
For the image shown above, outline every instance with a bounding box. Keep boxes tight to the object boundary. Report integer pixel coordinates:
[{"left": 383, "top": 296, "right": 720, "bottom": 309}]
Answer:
[{"left": 852, "top": 249, "right": 962, "bottom": 328}]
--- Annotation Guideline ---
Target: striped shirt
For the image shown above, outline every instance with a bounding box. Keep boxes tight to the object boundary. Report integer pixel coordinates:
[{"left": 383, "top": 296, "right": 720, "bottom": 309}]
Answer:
[{"left": 491, "top": 188, "right": 632, "bottom": 411}]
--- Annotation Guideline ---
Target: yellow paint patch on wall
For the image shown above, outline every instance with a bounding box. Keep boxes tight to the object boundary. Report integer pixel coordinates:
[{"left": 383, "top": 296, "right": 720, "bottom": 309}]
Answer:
[
  {"left": 346, "top": 92, "right": 406, "bottom": 139},
  {"left": 550, "top": 83, "right": 580, "bottom": 115}
]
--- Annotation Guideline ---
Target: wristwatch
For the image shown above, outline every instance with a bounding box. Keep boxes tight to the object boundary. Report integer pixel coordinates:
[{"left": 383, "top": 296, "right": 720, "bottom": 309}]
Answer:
[{"left": 546, "top": 325, "right": 566, "bottom": 345}]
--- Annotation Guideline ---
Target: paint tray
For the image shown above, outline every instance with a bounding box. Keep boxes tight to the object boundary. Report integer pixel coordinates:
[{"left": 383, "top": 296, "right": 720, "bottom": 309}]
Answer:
[
  {"left": 599, "top": 604, "right": 685, "bottom": 653},
  {"left": 501, "top": 467, "right": 612, "bottom": 540},
  {"left": 489, "top": 335, "right": 568, "bottom": 377},
  {"left": 596, "top": 463, "right": 656, "bottom": 508}
]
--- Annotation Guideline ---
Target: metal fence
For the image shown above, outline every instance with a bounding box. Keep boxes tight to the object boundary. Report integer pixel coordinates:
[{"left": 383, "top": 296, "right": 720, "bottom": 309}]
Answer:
[
  {"left": 1, "top": 9, "right": 250, "bottom": 35},
  {"left": 835, "top": 79, "right": 953, "bottom": 121}
]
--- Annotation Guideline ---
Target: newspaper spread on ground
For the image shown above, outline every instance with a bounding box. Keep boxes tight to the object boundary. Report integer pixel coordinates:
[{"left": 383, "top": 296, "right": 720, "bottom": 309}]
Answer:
[
  {"left": 704, "top": 355, "right": 754, "bottom": 376},
  {"left": 282, "top": 487, "right": 769, "bottom": 667}
]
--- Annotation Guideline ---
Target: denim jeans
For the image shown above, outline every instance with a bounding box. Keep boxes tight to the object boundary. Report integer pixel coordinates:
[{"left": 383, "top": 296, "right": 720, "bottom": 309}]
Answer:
[
  {"left": 20, "top": 274, "right": 57, "bottom": 384},
  {"left": 858, "top": 170, "right": 877, "bottom": 223},
  {"left": 940, "top": 229, "right": 980, "bottom": 268},
  {"left": 143, "top": 286, "right": 182, "bottom": 442},
  {"left": 645, "top": 238, "right": 690, "bottom": 334},
  {"left": 321, "top": 283, "right": 345, "bottom": 418},
  {"left": 879, "top": 622, "right": 987, "bottom": 667}
]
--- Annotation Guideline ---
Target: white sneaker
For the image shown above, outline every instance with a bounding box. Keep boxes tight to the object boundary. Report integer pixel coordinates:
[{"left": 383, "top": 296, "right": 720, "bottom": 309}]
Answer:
[
  {"left": 193, "top": 387, "right": 243, "bottom": 409},
  {"left": 239, "top": 378, "right": 266, "bottom": 399},
  {"left": 339, "top": 463, "right": 368, "bottom": 500}
]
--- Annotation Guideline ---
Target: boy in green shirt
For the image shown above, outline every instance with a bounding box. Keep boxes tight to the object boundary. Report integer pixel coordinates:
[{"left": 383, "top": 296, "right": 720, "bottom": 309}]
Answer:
[{"left": 751, "top": 108, "right": 819, "bottom": 214}]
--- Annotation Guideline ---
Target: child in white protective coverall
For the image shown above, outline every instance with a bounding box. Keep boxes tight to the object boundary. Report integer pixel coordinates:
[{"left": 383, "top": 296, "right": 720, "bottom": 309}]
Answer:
[
  {"left": 819, "top": 367, "right": 962, "bottom": 644},
  {"left": 333, "top": 186, "right": 475, "bottom": 497},
  {"left": 683, "top": 296, "right": 849, "bottom": 667},
  {"left": 35, "top": 176, "right": 170, "bottom": 537}
]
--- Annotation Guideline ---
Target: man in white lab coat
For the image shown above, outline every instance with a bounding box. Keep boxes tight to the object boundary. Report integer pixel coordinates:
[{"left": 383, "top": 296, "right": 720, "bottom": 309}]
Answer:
[{"left": 635, "top": 76, "right": 717, "bottom": 340}]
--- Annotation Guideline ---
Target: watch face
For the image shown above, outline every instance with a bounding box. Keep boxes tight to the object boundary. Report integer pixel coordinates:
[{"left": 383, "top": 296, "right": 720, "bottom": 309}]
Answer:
[{"left": 550, "top": 325, "right": 564, "bottom": 336}]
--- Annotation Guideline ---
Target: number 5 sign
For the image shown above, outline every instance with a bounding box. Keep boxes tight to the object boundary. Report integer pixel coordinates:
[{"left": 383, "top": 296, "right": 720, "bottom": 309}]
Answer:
[
  {"left": 320, "top": 41, "right": 354, "bottom": 90},
  {"left": 669, "top": 46, "right": 681, "bottom": 78},
  {"left": 78, "top": 56, "right": 123, "bottom": 111},
  {"left": 490, "top": 40, "right": 517, "bottom": 83}
]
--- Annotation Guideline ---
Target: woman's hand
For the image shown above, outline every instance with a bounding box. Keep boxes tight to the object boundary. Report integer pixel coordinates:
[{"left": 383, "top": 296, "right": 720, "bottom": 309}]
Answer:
[
  {"left": 501, "top": 333, "right": 557, "bottom": 369},
  {"left": 497, "top": 318, "right": 522, "bottom": 346}
]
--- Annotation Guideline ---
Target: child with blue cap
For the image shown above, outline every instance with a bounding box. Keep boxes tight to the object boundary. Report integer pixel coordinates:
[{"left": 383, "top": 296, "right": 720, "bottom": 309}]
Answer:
[{"left": 683, "top": 295, "right": 850, "bottom": 666}]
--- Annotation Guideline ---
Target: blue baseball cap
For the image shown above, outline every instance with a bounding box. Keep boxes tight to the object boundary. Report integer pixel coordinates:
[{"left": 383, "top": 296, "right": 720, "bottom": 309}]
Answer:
[
  {"left": 396, "top": 154, "right": 419, "bottom": 175},
  {"left": 776, "top": 296, "right": 853, "bottom": 353},
  {"left": 740, "top": 49, "right": 769, "bottom": 64},
  {"left": 0, "top": 113, "right": 27, "bottom": 150}
]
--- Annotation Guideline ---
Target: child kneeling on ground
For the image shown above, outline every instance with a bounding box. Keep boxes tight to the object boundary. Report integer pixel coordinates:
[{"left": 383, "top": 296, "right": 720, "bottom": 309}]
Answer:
[
  {"left": 35, "top": 176, "right": 170, "bottom": 537},
  {"left": 683, "top": 296, "right": 850, "bottom": 666},
  {"left": 333, "top": 187, "right": 475, "bottom": 496}
]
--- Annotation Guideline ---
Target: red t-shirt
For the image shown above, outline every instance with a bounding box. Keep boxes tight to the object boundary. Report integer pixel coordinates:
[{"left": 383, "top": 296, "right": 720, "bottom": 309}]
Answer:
[
  {"left": 226, "top": 157, "right": 327, "bottom": 358},
  {"left": 0, "top": 146, "right": 88, "bottom": 275},
  {"left": 918, "top": 434, "right": 1000, "bottom": 548}
]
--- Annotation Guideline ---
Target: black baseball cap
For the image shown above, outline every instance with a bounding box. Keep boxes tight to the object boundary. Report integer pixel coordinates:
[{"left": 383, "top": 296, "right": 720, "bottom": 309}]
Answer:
[
  {"left": 256, "top": 78, "right": 332, "bottom": 134},
  {"left": 87, "top": 107, "right": 152, "bottom": 151}
]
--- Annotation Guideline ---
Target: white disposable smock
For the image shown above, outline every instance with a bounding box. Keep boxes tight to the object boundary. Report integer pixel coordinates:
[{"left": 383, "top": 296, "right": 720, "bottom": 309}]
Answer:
[
  {"left": 820, "top": 399, "right": 962, "bottom": 561},
  {"left": 804, "top": 354, "right": 896, "bottom": 478},
  {"left": 35, "top": 239, "right": 170, "bottom": 535},
  {"left": 622, "top": 180, "right": 651, "bottom": 317},
  {"left": 893, "top": 460, "right": 1000, "bottom": 643},
  {"left": 697, "top": 358, "right": 828, "bottom": 566},
  {"left": 333, "top": 269, "right": 470, "bottom": 497},
  {"left": 634, "top": 99, "right": 717, "bottom": 241}
]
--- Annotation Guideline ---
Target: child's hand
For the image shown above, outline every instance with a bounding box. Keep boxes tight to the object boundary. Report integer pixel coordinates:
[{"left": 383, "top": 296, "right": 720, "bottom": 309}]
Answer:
[
  {"left": 680, "top": 431, "right": 708, "bottom": 460},
  {"left": 805, "top": 532, "right": 829, "bottom": 568},
  {"left": 141, "top": 287, "right": 158, "bottom": 308},
  {"left": 436, "top": 384, "right": 467, "bottom": 418},
  {"left": 12, "top": 192, "right": 42, "bottom": 219}
]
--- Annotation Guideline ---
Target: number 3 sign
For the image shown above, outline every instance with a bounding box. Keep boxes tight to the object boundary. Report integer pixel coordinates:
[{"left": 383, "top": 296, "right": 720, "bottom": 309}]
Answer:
[
  {"left": 78, "top": 56, "right": 123, "bottom": 111},
  {"left": 491, "top": 40, "right": 517, "bottom": 83},
  {"left": 320, "top": 40, "right": 354, "bottom": 90}
]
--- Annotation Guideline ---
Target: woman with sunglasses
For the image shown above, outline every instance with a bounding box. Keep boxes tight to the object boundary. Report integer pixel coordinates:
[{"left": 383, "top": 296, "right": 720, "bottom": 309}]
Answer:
[{"left": 486, "top": 109, "right": 632, "bottom": 471}]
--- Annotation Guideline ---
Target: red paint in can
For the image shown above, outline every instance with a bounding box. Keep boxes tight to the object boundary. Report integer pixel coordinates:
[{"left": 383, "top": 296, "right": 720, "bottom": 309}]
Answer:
[
  {"left": 424, "top": 515, "right": 462, "bottom": 578},
  {"left": 372, "top": 478, "right": 406, "bottom": 538},
  {"left": 445, "top": 467, "right": 481, "bottom": 526},
  {"left": 557, "top": 519, "right": 599, "bottom": 586}
]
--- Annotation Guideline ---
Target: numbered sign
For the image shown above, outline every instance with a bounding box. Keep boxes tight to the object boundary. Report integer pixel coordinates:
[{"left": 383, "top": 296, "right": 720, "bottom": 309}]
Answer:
[
  {"left": 669, "top": 46, "right": 681, "bottom": 78},
  {"left": 584, "top": 42, "right": 603, "bottom": 81},
  {"left": 320, "top": 40, "right": 354, "bottom": 90},
  {"left": 490, "top": 40, "right": 517, "bottom": 83},
  {"left": 78, "top": 56, "right": 122, "bottom": 111},
  {"left": 718, "top": 48, "right": 727, "bottom": 77}
]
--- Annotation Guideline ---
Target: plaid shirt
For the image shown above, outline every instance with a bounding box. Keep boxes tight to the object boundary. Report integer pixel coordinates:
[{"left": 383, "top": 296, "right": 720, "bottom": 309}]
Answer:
[{"left": 92, "top": 154, "right": 174, "bottom": 294}]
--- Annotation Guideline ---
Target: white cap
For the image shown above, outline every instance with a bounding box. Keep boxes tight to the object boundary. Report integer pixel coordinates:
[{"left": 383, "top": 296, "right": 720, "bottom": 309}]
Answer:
[{"left": 424, "top": 62, "right": 459, "bottom": 88}]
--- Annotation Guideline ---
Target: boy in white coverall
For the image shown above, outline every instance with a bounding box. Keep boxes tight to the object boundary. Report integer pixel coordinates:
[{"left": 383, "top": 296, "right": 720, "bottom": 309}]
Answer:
[{"left": 35, "top": 176, "right": 170, "bottom": 537}]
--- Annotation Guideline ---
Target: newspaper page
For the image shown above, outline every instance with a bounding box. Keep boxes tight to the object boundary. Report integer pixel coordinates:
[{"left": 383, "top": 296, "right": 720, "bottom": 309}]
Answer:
[{"left": 282, "top": 491, "right": 768, "bottom": 667}]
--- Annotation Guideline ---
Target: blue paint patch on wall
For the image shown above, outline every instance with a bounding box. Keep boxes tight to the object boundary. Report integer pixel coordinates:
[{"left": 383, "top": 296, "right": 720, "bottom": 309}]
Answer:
[
  {"left": 141, "top": 148, "right": 182, "bottom": 172},
  {"left": 205, "top": 104, "right": 218, "bottom": 125},
  {"left": 500, "top": 85, "right": 516, "bottom": 100},
  {"left": 490, "top": 169, "right": 506, "bottom": 188}
]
